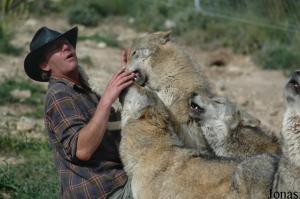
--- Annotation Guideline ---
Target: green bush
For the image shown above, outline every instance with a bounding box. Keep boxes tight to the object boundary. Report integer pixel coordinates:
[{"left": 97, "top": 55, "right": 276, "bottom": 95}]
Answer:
[
  {"left": 0, "top": 25, "right": 21, "bottom": 55},
  {"left": 27, "top": 0, "right": 62, "bottom": 15},
  {"left": 122, "top": 0, "right": 300, "bottom": 71},
  {"left": 66, "top": 0, "right": 132, "bottom": 27},
  {"left": 89, "top": 0, "right": 128, "bottom": 17},
  {"left": 3, "top": 0, "right": 300, "bottom": 71},
  {"left": 66, "top": 4, "right": 99, "bottom": 27},
  {"left": 253, "top": 43, "right": 300, "bottom": 71},
  {"left": 127, "top": 0, "right": 192, "bottom": 31},
  {"left": 78, "top": 34, "right": 120, "bottom": 47},
  {"left": 0, "top": 0, "right": 30, "bottom": 55}
]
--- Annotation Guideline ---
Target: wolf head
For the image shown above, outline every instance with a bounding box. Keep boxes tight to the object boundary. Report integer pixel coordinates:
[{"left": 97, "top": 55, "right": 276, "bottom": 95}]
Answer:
[
  {"left": 127, "top": 31, "right": 172, "bottom": 90},
  {"left": 125, "top": 31, "right": 213, "bottom": 154},
  {"left": 281, "top": 71, "right": 300, "bottom": 166},
  {"left": 188, "top": 95, "right": 242, "bottom": 154},
  {"left": 127, "top": 31, "right": 210, "bottom": 96},
  {"left": 284, "top": 70, "right": 300, "bottom": 114},
  {"left": 188, "top": 95, "right": 246, "bottom": 132},
  {"left": 186, "top": 94, "right": 279, "bottom": 159}
]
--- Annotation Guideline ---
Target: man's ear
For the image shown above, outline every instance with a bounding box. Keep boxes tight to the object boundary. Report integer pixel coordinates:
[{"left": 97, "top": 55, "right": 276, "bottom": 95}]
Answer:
[{"left": 39, "top": 62, "right": 50, "bottom": 72}]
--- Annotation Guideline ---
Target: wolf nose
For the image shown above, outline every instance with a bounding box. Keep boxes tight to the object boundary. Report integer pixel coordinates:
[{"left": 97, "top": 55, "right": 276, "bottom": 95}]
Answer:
[
  {"left": 132, "top": 69, "right": 147, "bottom": 86},
  {"left": 133, "top": 69, "right": 141, "bottom": 77}
]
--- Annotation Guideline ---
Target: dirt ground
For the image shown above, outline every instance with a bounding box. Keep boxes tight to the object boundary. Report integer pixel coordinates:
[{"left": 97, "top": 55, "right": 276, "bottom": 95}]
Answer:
[{"left": 0, "top": 16, "right": 287, "bottom": 140}]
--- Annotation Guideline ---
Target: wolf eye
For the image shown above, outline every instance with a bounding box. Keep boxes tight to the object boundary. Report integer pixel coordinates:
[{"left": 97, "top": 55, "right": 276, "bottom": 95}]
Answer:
[
  {"left": 190, "top": 102, "right": 205, "bottom": 113},
  {"left": 132, "top": 50, "right": 137, "bottom": 56},
  {"left": 142, "top": 48, "right": 150, "bottom": 57},
  {"left": 191, "top": 92, "right": 198, "bottom": 97}
]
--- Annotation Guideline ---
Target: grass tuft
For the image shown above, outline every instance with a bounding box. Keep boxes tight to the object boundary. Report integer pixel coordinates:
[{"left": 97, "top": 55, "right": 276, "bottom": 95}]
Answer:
[
  {"left": 0, "top": 79, "right": 45, "bottom": 118},
  {"left": 0, "top": 133, "right": 59, "bottom": 198},
  {"left": 0, "top": 25, "right": 21, "bottom": 55}
]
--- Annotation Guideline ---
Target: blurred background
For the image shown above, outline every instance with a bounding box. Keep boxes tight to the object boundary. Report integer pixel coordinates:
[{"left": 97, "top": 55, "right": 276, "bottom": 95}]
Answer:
[{"left": 0, "top": 0, "right": 299, "bottom": 198}]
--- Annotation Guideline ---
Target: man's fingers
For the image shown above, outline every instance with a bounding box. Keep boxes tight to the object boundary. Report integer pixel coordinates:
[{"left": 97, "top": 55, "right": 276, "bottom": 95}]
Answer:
[
  {"left": 112, "top": 66, "right": 126, "bottom": 80},
  {"left": 119, "top": 80, "right": 134, "bottom": 90},
  {"left": 121, "top": 48, "right": 132, "bottom": 67},
  {"left": 117, "top": 73, "right": 135, "bottom": 86},
  {"left": 115, "top": 70, "right": 133, "bottom": 81},
  {"left": 127, "top": 48, "right": 131, "bottom": 63},
  {"left": 121, "top": 49, "right": 127, "bottom": 67}
]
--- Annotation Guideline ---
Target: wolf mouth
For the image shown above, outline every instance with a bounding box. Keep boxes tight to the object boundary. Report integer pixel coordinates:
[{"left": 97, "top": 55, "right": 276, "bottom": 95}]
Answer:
[
  {"left": 133, "top": 69, "right": 148, "bottom": 87},
  {"left": 287, "top": 78, "right": 300, "bottom": 94}
]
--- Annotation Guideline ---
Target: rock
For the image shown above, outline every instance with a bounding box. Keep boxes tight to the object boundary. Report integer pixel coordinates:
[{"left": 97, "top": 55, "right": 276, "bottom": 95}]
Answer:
[
  {"left": 10, "top": 89, "right": 31, "bottom": 101},
  {"left": 25, "top": 19, "right": 38, "bottom": 27},
  {"left": 128, "top": 17, "right": 135, "bottom": 24},
  {"left": 97, "top": 42, "right": 107, "bottom": 48},
  {"left": 164, "top": 19, "right": 176, "bottom": 29},
  {"left": 1, "top": 193, "right": 11, "bottom": 199},
  {"left": 16, "top": 116, "right": 36, "bottom": 132},
  {"left": 1, "top": 110, "right": 8, "bottom": 116},
  {"left": 227, "top": 66, "right": 243, "bottom": 76}
]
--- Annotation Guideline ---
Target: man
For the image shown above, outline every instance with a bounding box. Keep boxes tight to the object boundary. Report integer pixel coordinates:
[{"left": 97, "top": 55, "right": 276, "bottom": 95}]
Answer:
[{"left": 24, "top": 26, "right": 134, "bottom": 198}]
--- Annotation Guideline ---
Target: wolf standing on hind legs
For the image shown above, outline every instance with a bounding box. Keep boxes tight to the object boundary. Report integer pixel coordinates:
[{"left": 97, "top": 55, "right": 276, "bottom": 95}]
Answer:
[
  {"left": 119, "top": 83, "right": 252, "bottom": 199},
  {"left": 127, "top": 31, "right": 279, "bottom": 159},
  {"left": 232, "top": 71, "right": 300, "bottom": 198},
  {"left": 272, "top": 70, "right": 300, "bottom": 193},
  {"left": 188, "top": 95, "right": 279, "bottom": 160}
]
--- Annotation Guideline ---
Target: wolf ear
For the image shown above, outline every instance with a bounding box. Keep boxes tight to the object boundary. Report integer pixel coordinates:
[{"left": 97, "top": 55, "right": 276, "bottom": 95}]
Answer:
[{"left": 159, "top": 30, "right": 171, "bottom": 44}]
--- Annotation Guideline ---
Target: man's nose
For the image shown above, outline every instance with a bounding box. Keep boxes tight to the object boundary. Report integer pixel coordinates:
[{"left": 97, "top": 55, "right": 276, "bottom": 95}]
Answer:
[{"left": 60, "top": 40, "right": 73, "bottom": 51}]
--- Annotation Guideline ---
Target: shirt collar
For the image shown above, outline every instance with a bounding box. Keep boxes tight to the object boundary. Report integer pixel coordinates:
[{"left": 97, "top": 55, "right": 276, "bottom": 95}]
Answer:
[{"left": 49, "top": 75, "right": 92, "bottom": 92}]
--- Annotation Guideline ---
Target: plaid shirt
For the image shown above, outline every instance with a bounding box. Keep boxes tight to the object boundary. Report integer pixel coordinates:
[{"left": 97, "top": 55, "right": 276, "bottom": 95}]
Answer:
[{"left": 44, "top": 76, "right": 127, "bottom": 199}]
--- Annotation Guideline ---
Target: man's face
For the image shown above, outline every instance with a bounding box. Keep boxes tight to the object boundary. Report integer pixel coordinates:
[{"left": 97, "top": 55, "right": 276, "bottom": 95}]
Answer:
[{"left": 40, "top": 38, "right": 78, "bottom": 78}]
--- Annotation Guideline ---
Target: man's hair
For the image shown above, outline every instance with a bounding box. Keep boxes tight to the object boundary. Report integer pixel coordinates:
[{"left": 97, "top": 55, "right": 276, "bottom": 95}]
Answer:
[
  {"left": 37, "top": 52, "right": 51, "bottom": 81},
  {"left": 41, "top": 70, "right": 51, "bottom": 81}
]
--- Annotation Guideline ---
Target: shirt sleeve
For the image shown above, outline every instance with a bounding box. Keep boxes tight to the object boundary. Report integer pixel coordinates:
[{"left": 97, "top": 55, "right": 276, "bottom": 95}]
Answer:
[{"left": 45, "top": 90, "right": 86, "bottom": 162}]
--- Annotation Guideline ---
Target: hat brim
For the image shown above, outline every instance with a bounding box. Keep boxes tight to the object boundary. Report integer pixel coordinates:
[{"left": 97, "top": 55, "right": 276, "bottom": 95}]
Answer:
[{"left": 24, "top": 27, "right": 78, "bottom": 82}]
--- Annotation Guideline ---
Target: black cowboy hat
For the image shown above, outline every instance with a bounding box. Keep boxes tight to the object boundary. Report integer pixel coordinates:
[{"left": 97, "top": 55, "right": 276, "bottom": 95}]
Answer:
[{"left": 24, "top": 26, "right": 78, "bottom": 82}]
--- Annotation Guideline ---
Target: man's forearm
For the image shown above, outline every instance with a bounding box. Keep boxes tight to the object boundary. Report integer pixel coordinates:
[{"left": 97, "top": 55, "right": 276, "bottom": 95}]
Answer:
[
  {"left": 75, "top": 65, "right": 133, "bottom": 161},
  {"left": 76, "top": 99, "right": 112, "bottom": 161}
]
